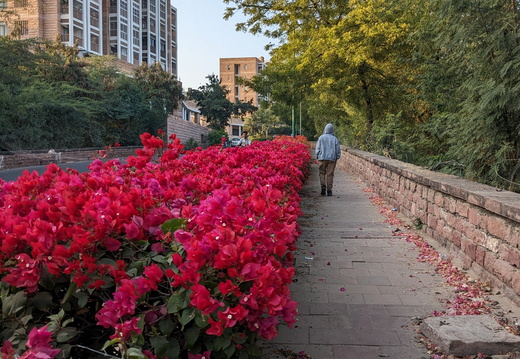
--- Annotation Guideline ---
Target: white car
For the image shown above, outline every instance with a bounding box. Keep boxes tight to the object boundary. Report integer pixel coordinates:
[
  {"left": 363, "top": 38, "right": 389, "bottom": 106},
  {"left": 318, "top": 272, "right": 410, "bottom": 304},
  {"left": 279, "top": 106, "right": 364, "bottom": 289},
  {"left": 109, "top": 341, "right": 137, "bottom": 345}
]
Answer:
[{"left": 230, "top": 138, "right": 241, "bottom": 147}]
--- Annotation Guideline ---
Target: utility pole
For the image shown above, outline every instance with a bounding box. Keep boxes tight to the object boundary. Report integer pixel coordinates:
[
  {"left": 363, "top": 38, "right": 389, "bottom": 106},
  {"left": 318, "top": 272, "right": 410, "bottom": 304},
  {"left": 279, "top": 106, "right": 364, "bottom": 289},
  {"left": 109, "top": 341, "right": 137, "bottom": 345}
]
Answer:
[
  {"left": 291, "top": 105, "right": 295, "bottom": 137},
  {"left": 299, "top": 102, "right": 302, "bottom": 135}
]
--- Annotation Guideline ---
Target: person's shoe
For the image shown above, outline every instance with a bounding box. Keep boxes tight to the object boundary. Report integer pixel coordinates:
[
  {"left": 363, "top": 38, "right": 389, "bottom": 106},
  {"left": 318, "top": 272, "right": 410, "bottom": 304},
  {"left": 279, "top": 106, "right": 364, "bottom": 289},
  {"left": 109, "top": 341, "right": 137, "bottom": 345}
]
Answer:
[
  {"left": 321, "top": 185, "right": 326, "bottom": 196},
  {"left": 327, "top": 190, "right": 332, "bottom": 196}
]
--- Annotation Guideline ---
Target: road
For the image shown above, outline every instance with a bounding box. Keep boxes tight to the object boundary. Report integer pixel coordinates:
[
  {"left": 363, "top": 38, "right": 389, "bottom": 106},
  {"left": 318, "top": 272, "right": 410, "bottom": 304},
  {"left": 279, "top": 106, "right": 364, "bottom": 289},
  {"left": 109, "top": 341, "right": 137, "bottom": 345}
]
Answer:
[{"left": 0, "top": 161, "right": 93, "bottom": 182}]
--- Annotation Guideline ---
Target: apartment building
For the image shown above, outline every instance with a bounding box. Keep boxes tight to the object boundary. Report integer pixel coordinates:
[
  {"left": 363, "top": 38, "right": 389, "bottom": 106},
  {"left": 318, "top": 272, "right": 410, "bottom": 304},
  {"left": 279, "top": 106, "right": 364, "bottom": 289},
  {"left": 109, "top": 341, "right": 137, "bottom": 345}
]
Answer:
[
  {"left": 0, "top": 0, "right": 177, "bottom": 76},
  {"left": 219, "top": 56, "right": 267, "bottom": 138}
]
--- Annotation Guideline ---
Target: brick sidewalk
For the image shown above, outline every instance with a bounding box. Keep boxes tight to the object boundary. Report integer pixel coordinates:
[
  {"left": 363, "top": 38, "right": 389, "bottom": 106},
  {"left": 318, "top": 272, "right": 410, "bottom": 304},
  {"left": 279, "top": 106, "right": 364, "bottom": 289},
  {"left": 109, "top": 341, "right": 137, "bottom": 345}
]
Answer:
[{"left": 261, "top": 161, "right": 454, "bottom": 358}]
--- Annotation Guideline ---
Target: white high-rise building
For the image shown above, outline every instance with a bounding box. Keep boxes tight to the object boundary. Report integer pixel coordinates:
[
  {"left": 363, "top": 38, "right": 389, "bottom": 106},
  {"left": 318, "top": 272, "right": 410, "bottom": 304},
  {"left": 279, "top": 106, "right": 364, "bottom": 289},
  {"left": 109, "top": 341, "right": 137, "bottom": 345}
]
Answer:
[{"left": 0, "top": 0, "right": 177, "bottom": 76}]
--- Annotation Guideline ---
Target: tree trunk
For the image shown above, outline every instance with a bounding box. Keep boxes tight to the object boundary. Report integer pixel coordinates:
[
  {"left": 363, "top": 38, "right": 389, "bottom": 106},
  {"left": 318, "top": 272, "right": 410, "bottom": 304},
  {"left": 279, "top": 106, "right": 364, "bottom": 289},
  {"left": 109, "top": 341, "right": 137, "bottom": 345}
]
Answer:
[{"left": 358, "top": 63, "right": 374, "bottom": 144}]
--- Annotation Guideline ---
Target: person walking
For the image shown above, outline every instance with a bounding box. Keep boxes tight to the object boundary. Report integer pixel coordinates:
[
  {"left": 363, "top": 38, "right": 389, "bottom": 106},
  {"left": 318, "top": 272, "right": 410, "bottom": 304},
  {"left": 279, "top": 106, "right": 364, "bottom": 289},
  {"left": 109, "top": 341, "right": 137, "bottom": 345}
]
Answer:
[{"left": 316, "top": 123, "right": 341, "bottom": 196}]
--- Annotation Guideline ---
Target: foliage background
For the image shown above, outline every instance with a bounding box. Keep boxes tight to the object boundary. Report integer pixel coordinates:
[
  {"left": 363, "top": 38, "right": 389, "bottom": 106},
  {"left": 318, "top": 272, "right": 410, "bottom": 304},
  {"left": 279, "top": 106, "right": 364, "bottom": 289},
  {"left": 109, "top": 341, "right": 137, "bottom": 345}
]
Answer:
[
  {"left": 0, "top": 38, "right": 182, "bottom": 151},
  {"left": 226, "top": 0, "right": 520, "bottom": 191}
]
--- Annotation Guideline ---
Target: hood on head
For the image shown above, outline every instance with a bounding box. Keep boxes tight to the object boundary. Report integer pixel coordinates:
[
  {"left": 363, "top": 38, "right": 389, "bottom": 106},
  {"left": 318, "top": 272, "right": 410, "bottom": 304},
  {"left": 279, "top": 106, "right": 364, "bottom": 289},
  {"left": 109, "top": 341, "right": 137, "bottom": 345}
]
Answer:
[{"left": 324, "top": 123, "right": 334, "bottom": 134}]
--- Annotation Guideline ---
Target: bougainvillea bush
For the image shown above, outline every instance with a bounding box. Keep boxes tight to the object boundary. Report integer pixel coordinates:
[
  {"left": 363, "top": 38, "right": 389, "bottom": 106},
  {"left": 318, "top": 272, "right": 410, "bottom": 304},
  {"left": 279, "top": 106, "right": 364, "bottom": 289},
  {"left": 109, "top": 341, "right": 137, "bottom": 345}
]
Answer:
[{"left": 0, "top": 133, "right": 311, "bottom": 359}]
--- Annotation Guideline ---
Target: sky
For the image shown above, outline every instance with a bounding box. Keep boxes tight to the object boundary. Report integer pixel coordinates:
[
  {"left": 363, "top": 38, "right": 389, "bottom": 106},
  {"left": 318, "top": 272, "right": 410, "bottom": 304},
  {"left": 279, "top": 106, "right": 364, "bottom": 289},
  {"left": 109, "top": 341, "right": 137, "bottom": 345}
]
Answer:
[{"left": 173, "top": 0, "right": 273, "bottom": 90}]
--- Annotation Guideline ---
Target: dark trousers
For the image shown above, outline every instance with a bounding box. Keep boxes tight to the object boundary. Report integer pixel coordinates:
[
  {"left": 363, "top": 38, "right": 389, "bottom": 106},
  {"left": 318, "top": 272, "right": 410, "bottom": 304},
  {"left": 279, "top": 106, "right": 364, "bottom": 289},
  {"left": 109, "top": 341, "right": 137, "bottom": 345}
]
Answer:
[{"left": 318, "top": 160, "right": 337, "bottom": 190}]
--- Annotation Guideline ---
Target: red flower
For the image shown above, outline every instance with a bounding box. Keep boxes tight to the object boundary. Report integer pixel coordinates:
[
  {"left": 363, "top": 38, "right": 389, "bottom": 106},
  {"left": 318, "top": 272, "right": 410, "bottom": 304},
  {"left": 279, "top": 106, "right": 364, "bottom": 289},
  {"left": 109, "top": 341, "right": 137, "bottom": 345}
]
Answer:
[
  {"left": 218, "top": 305, "right": 248, "bottom": 328},
  {"left": 188, "top": 351, "right": 211, "bottom": 359},
  {"left": 206, "top": 317, "right": 224, "bottom": 336},
  {"left": 19, "top": 326, "right": 60, "bottom": 359}
]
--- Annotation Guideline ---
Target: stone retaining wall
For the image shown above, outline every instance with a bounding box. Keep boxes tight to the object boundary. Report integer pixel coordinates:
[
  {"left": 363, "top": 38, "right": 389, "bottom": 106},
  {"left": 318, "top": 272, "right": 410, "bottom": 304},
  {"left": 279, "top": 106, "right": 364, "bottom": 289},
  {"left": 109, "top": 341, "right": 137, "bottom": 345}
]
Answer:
[
  {"left": 339, "top": 147, "right": 520, "bottom": 305},
  {"left": 167, "top": 114, "right": 211, "bottom": 148},
  {"left": 0, "top": 147, "right": 139, "bottom": 170}
]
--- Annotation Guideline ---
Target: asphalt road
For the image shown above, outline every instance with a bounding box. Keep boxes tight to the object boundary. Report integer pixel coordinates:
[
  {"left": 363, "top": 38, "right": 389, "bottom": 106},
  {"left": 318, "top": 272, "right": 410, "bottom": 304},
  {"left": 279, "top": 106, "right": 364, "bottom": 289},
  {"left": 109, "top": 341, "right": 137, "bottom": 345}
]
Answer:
[{"left": 0, "top": 161, "right": 93, "bottom": 182}]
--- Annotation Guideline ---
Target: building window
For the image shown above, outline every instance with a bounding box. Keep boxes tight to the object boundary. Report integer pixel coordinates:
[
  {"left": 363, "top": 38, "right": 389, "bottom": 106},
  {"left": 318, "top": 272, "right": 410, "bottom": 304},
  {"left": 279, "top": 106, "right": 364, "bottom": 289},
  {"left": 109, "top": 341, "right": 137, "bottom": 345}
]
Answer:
[
  {"left": 121, "top": 46, "right": 128, "bottom": 60},
  {"left": 109, "top": 0, "right": 116, "bottom": 13},
  {"left": 0, "top": 22, "right": 7, "bottom": 36},
  {"left": 120, "top": 23, "right": 128, "bottom": 41},
  {"left": 90, "top": 8, "right": 99, "bottom": 26},
  {"left": 120, "top": 0, "right": 128, "bottom": 18},
  {"left": 159, "top": 0, "right": 166, "bottom": 19},
  {"left": 73, "top": 0, "right": 82, "bottom": 20},
  {"left": 227, "top": 65, "right": 230, "bottom": 70},
  {"left": 132, "top": 7, "right": 140, "bottom": 24},
  {"left": 61, "top": 25, "right": 69, "bottom": 42},
  {"left": 160, "top": 40, "right": 165, "bottom": 58},
  {"left": 15, "top": 0, "right": 28, "bottom": 7},
  {"left": 110, "top": 18, "right": 117, "bottom": 36},
  {"left": 150, "top": 0, "right": 156, "bottom": 12},
  {"left": 232, "top": 125, "right": 240, "bottom": 137},
  {"left": 133, "top": 51, "right": 139, "bottom": 64},
  {"left": 160, "top": 23, "right": 165, "bottom": 38},
  {"left": 244, "top": 64, "right": 248, "bottom": 70},
  {"left": 60, "top": 0, "right": 69, "bottom": 14},
  {"left": 14, "top": 20, "right": 28, "bottom": 36},
  {"left": 133, "top": 28, "right": 139, "bottom": 46},
  {"left": 150, "top": 35, "right": 156, "bottom": 51},
  {"left": 0, "top": 0, "right": 7, "bottom": 9},
  {"left": 90, "top": 34, "right": 99, "bottom": 52},
  {"left": 73, "top": 26, "right": 83, "bottom": 46}
]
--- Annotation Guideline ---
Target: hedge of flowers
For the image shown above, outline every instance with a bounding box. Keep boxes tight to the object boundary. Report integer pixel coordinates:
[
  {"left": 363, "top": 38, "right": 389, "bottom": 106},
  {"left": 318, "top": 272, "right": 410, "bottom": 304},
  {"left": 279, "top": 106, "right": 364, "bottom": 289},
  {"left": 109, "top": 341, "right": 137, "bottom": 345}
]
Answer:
[{"left": 0, "top": 133, "right": 311, "bottom": 359}]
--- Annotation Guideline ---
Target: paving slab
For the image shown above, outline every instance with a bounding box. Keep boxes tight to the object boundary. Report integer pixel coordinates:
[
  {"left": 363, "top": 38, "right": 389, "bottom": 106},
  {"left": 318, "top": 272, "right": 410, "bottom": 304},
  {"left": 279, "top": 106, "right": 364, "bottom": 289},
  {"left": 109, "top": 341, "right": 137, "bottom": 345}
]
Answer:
[
  {"left": 421, "top": 315, "right": 520, "bottom": 356},
  {"left": 260, "top": 159, "right": 520, "bottom": 358}
]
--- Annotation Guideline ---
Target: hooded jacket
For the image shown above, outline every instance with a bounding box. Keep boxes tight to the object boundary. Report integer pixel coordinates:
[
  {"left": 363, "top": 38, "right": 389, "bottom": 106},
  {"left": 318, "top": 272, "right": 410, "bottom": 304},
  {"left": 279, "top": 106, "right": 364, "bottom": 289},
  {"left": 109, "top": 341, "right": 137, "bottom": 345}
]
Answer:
[{"left": 316, "top": 124, "right": 341, "bottom": 161}]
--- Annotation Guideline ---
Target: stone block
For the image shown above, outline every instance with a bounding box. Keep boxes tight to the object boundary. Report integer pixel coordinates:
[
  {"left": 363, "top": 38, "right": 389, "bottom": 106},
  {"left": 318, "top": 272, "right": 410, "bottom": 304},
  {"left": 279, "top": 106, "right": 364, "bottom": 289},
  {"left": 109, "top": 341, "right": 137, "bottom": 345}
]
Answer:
[
  {"left": 421, "top": 315, "right": 520, "bottom": 357},
  {"left": 487, "top": 216, "right": 507, "bottom": 240}
]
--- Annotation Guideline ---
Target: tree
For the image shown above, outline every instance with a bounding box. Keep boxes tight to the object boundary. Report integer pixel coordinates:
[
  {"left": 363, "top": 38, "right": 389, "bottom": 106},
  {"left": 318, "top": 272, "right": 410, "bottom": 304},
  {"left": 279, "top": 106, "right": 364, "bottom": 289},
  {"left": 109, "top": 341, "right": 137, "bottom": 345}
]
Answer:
[
  {"left": 134, "top": 62, "right": 183, "bottom": 133},
  {"left": 187, "top": 74, "right": 257, "bottom": 131},
  {"left": 226, "top": 0, "right": 420, "bottom": 148},
  {"left": 416, "top": 0, "right": 520, "bottom": 189},
  {"left": 245, "top": 105, "right": 285, "bottom": 138}
]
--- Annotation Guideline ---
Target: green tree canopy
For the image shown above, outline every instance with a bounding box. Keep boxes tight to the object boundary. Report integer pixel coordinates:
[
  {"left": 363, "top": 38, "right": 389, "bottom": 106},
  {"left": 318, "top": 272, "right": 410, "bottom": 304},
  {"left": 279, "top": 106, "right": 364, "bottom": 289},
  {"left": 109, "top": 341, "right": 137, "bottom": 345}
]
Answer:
[{"left": 187, "top": 74, "right": 257, "bottom": 131}]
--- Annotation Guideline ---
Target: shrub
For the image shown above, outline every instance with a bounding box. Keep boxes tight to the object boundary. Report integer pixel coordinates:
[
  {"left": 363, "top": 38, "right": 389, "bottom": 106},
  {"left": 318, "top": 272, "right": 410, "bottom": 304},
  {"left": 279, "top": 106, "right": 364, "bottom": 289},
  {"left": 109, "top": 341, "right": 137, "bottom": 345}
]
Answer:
[{"left": 0, "top": 133, "right": 311, "bottom": 358}]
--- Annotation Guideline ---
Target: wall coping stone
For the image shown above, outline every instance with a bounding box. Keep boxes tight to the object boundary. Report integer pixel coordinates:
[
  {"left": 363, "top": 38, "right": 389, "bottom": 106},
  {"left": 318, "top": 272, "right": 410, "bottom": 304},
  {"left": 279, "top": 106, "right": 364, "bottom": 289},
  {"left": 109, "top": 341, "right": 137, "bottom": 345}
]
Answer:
[{"left": 346, "top": 148, "right": 520, "bottom": 224}]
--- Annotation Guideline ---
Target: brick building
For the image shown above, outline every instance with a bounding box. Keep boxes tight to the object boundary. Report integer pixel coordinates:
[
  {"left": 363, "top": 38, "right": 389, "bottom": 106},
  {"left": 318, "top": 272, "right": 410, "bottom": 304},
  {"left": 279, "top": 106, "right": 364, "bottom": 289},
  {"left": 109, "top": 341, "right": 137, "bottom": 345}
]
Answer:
[
  {"left": 219, "top": 56, "right": 267, "bottom": 139},
  {"left": 0, "top": 0, "right": 177, "bottom": 76}
]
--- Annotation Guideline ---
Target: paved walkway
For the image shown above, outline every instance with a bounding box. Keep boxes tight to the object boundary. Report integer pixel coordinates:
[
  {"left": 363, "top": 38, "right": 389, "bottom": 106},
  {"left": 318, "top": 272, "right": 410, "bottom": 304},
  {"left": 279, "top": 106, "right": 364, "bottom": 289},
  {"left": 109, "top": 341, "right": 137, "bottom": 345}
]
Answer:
[{"left": 262, "top": 161, "right": 456, "bottom": 358}]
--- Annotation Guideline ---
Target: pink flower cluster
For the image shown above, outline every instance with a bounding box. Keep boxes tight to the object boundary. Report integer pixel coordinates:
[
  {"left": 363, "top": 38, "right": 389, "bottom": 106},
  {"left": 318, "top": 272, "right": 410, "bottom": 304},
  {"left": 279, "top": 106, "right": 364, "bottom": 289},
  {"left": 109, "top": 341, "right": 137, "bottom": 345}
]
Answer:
[{"left": 0, "top": 133, "right": 310, "bottom": 356}]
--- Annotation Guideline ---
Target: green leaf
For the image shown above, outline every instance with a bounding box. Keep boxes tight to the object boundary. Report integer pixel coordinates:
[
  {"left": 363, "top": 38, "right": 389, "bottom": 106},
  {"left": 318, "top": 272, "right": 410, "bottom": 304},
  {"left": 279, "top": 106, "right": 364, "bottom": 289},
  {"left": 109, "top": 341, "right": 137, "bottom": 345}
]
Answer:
[
  {"left": 127, "top": 347, "right": 146, "bottom": 358},
  {"left": 56, "top": 327, "right": 79, "bottom": 343},
  {"left": 39, "top": 265, "right": 57, "bottom": 290},
  {"left": 101, "top": 338, "right": 120, "bottom": 350},
  {"left": 31, "top": 292, "right": 53, "bottom": 311},
  {"left": 213, "top": 336, "right": 232, "bottom": 351},
  {"left": 73, "top": 291, "right": 88, "bottom": 308},
  {"left": 238, "top": 350, "right": 249, "bottom": 359},
  {"left": 47, "top": 308, "right": 65, "bottom": 322},
  {"left": 164, "top": 337, "right": 180, "bottom": 359},
  {"left": 19, "top": 314, "right": 33, "bottom": 326},
  {"left": 158, "top": 317, "right": 175, "bottom": 335},
  {"left": 180, "top": 307, "right": 196, "bottom": 327},
  {"left": 2, "top": 291, "right": 27, "bottom": 316},
  {"left": 97, "top": 258, "right": 117, "bottom": 266},
  {"left": 194, "top": 312, "right": 209, "bottom": 328},
  {"left": 161, "top": 218, "right": 187, "bottom": 234},
  {"left": 150, "top": 336, "right": 169, "bottom": 356},
  {"left": 60, "top": 282, "right": 77, "bottom": 304},
  {"left": 183, "top": 326, "right": 200, "bottom": 349},
  {"left": 223, "top": 342, "right": 236, "bottom": 358},
  {"left": 167, "top": 288, "right": 188, "bottom": 314}
]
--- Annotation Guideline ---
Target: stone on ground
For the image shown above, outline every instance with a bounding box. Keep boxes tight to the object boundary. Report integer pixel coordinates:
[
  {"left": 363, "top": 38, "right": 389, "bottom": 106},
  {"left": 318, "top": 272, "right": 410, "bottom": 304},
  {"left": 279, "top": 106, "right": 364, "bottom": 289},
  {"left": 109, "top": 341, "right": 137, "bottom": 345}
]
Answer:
[{"left": 421, "top": 315, "right": 520, "bottom": 356}]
